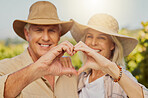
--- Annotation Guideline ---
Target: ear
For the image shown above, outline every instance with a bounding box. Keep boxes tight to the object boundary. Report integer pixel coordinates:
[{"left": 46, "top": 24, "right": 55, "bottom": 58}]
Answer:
[
  {"left": 58, "top": 32, "right": 61, "bottom": 41},
  {"left": 58, "top": 37, "right": 60, "bottom": 41},
  {"left": 110, "top": 42, "right": 115, "bottom": 51},
  {"left": 59, "top": 31, "right": 61, "bottom": 36},
  {"left": 24, "top": 28, "right": 29, "bottom": 41}
]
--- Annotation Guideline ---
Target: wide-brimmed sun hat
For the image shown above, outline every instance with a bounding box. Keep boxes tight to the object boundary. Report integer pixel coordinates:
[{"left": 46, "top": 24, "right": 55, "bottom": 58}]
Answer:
[
  {"left": 13, "top": 1, "right": 73, "bottom": 40},
  {"left": 70, "top": 13, "right": 138, "bottom": 57}
]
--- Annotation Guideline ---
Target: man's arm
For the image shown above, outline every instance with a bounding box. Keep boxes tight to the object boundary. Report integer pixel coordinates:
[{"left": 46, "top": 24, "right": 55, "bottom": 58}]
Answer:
[
  {"left": 4, "top": 41, "right": 77, "bottom": 98},
  {"left": 4, "top": 63, "right": 40, "bottom": 98}
]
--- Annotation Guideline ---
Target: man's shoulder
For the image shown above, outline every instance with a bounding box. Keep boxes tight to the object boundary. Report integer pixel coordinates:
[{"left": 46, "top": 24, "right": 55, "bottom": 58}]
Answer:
[
  {"left": 0, "top": 51, "right": 26, "bottom": 75},
  {"left": 0, "top": 53, "right": 23, "bottom": 65}
]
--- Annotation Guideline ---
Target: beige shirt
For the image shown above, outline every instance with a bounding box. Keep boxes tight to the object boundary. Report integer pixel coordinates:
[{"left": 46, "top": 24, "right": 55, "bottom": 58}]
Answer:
[{"left": 0, "top": 49, "right": 78, "bottom": 98}]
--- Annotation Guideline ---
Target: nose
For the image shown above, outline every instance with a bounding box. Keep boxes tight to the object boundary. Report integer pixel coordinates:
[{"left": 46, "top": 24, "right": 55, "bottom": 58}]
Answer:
[
  {"left": 42, "top": 31, "right": 50, "bottom": 41},
  {"left": 91, "top": 38, "right": 97, "bottom": 46}
]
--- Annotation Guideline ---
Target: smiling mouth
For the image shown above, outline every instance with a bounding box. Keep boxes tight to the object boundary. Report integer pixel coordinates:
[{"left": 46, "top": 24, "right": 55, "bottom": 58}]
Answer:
[
  {"left": 95, "top": 50, "right": 101, "bottom": 53},
  {"left": 38, "top": 43, "right": 52, "bottom": 48}
]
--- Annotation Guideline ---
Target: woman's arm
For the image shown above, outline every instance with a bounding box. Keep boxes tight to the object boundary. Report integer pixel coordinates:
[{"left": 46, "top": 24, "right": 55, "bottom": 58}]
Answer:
[
  {"left": 107, "top": 63, "right": 144, "bottom": 98},
  {"left": 74, "top": 41, "right": 144, "bottom": 98}
]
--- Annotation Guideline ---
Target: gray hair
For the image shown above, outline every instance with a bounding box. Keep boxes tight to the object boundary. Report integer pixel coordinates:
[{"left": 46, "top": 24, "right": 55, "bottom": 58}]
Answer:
[
  {"left": 24, "top": 23, "right": 62, "bottom": 33},
  {"left": 24, "top": 23, "right": 31, "bottom": 32}
]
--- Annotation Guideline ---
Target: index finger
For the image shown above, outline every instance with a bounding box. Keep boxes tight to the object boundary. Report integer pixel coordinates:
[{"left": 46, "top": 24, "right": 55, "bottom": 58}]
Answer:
[{"left": 60, "top": 41, "right": 74, "bottom": 56}]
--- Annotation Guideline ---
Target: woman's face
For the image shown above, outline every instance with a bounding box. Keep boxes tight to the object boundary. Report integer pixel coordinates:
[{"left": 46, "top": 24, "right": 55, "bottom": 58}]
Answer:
[{"left": 85, "top": 29, "right": 115, "bottom": 59}]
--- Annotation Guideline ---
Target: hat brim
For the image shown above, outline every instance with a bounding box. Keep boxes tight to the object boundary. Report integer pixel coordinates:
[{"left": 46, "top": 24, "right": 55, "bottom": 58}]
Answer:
[
  {"left": 13, "top": 19, "right": 73, "bottom": 40},
  {"left": 70, "top": 19, "right": 138, "bottom": 57}
]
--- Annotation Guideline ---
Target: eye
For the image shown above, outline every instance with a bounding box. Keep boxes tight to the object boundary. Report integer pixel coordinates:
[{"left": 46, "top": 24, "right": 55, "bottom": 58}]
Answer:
[
  {"left": 97, "top": 36, "right": 106, "bottom": 40},
  {"left": 32, "top": 27, "right": 43, "bottom": 32},
  {"left": 86, "top": 35, "right": 93, "bottom": 38},
  {"left": 48, "top": 29, "right": 56, "bottom": 33},
  {"left": 31, "top": 26, "right": 43, "bottom": 32},
  {"left": 36, "top": 28, "right": 43, "bottom": 32}
]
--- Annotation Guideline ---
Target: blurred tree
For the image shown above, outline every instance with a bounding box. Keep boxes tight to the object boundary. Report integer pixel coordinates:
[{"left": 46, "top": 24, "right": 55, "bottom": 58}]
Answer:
[
  {"left": 0, "top": 43, "right": 25, "bottom": 60},
  {"left": 137, "top": 22, "right": 148, "bottom": 88},
  {"left": 125, "top": 22, "right": 148, "bottom": 88},
  {"left": 4, "top": 37, "right": 25, "bottom": 46}
]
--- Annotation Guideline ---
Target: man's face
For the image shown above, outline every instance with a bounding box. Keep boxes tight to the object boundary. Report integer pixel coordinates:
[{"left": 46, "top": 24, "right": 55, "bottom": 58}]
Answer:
[{"left": 24, "top": 24, "right": 60, "bottom": 60}]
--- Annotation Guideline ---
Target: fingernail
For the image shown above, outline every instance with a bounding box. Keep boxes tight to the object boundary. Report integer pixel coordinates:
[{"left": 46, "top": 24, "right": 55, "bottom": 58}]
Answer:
[
  {"left": 68, "top": 74, "right": 72, "bottom": 77},
  {"left": 71, "top": 53, "right": 73, "bottom": 56}
]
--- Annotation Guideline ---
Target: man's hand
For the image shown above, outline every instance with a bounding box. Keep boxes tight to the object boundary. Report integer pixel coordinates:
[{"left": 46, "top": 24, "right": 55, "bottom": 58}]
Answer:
[
  {"left": 34, "top": 41, "right": 77, "bottom": 77},
  {"left": 60, "top": 56, "right": 75, "bottom": 77}
]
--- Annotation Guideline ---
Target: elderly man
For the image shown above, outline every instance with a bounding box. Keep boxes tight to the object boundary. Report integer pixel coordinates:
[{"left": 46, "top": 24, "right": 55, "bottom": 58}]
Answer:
[{"left": 0, "top": 1, "right": 78, "bottom": 98}]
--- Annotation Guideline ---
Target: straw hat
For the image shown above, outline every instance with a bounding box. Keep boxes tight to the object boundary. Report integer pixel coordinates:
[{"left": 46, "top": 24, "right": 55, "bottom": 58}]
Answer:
[
  {"left": 70, "top": 13, "right": 138, "bottom": 56},
  {"left": 13, "top": 1, "right": 73, "bottom": 40}
]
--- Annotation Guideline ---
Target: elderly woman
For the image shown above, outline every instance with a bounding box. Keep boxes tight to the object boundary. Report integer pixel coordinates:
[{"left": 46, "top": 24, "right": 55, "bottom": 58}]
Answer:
[{"left": 70, "top": 13, "right": 148, "bottom": 98}]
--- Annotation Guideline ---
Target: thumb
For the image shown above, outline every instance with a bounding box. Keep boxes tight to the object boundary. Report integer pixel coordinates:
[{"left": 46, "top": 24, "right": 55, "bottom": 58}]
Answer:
[
  {"left": 78, "top": 65, "right": 88, "bottom": 75},
  {"left": 61, "top": 68, "right": 78, "bottom": 76}
]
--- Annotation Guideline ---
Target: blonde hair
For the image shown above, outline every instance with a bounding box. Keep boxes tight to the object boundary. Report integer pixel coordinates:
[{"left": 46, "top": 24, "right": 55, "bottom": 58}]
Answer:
[
  {"left": 80, "top": 33, "right": 125, "bottom": 67},
  {"left": 110, "top": 36, "right": 125, "bottom": 67}
]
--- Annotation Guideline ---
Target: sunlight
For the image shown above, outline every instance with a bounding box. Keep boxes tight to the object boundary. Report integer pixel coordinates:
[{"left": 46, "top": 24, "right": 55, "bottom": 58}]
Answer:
[{"left": 83, "top": 0, "right": 106, "bottom": 11}]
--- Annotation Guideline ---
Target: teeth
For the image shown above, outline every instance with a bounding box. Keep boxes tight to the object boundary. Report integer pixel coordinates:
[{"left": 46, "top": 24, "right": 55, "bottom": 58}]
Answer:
[
  {"left": 40, "top": 44, "right": 50, "bottom": 47},
  {"left": 95, "top": 50, "right": 101, "bottom": 52}
]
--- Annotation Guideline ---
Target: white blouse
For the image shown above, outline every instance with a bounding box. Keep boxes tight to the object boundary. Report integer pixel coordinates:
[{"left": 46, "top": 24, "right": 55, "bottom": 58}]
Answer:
[{"left": 79, "top": 74, "right": 105, "bottom": 98}]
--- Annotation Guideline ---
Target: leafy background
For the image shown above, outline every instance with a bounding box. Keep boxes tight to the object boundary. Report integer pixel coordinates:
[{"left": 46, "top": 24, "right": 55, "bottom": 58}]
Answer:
[{"left": 0, "top": 22, "right": 148, "bottom": 88}]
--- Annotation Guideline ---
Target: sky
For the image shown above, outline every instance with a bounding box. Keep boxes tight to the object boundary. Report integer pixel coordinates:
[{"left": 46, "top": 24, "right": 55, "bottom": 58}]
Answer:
[{"left": 0, "top": 0, "right": 148, "bottom": 39}]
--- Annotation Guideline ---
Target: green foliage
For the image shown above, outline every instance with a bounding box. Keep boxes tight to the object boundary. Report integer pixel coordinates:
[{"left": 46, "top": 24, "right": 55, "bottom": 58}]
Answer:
[
  {"left": 0, "top": 42, "right": 25, "bottom": 60},
  {"left": 4, "top": 37, "right": 25, "bottom": 46},
  {"left": 64, "top": 52, "right": 82, "bottom": 70},
  {"left": 125, "top": 22, "right": 148, "bottom": 88},
  {"left": 136, "top": 22, "right": 148, "bottom": 88}
]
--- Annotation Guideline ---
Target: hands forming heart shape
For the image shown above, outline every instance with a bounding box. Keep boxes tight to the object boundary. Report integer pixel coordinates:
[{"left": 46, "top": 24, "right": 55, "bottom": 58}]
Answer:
[{"left": 36, "top": 41, "right": 114, "bottom": 77}]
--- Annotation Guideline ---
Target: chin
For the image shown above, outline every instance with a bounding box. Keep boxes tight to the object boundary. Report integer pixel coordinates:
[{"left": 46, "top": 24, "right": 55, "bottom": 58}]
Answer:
[{"left": 38, "top": 50, "right": 48, "bottom": 56}]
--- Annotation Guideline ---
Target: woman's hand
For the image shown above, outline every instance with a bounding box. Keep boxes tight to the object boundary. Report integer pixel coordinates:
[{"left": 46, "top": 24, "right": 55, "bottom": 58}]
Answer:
[{"left": 74, "top": 41, "right": 116, "bottom": 75}]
